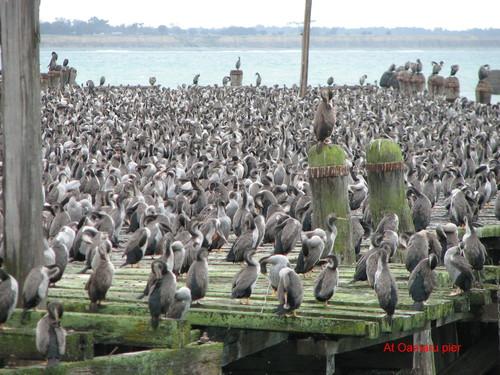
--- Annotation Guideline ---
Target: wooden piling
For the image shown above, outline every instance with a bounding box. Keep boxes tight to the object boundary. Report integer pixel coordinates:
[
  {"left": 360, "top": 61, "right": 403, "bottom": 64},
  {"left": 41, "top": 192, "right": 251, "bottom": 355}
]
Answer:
[
  {"left": 413, "top": 328, "right": 436, "bottom": 375},
  {"left": 366, "top": 139, "right": 415, "bottom": 234},
  {"left": 475, "top": 80, "right": 492, "bottom": 104},
  {"left": 0, "top": 0, "right": 44, "bottom": 301},
  {"left": 397, "top": 69, "right": 411, "bottom": 95},
  {"left": 308, "top": 144, "right": 354, "bottom": 264},
  {"left": 230, "top": 70, "right": 243, "bottom": 87},
  {"left": 411, "top": 73, "right": 426, "bottom": 94},
  {"left": 444, "top": 76, "right": 460, "bottom": 102},
  {"left": 68, "top": 68, "right": 78, "bottom": 85},
  {"left": 428, "top": 75, "right": 445, "bottom": 97},
  {"left": 48, "top": 70, "right": 61, "bottom": 89},
  {"left": 40, "top": 73, "right": 49, "bottom": 91}
]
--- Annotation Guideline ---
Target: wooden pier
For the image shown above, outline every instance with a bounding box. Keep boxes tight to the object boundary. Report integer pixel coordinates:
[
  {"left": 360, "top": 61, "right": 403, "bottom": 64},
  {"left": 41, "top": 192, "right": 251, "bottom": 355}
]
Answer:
[{"left": 1, "top": 195, "right": 499, "bottom": 374}]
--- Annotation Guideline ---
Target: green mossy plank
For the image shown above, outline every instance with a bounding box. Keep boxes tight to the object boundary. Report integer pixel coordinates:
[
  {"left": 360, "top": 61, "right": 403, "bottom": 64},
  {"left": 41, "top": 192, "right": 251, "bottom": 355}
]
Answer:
[
  {"left": 366, "top": 138, "right": 414, "bottom": 233},
  {"left": 186, "top": 309, "right": 380, "bottom": 339},
  {"left": 5, "top": 310, "right": 190, "bottom": 349},
  {"left": 0, "top": 329, "right": 93, "bottom": 362},
  {"left": 0, "top": 344, "right": 223, "bottom": 375},
  {"left": 307, "top": 144, "right": 354, "bottom": 264}
]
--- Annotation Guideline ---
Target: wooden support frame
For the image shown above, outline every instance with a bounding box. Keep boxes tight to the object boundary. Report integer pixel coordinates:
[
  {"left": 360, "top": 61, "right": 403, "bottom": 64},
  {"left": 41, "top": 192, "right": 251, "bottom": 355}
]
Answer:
[
  {"left": 299, "top": 0, "right": 312, "bottom": 97},
  {"left": 0, "top": 0, "right": 44, "bottom": 300}
]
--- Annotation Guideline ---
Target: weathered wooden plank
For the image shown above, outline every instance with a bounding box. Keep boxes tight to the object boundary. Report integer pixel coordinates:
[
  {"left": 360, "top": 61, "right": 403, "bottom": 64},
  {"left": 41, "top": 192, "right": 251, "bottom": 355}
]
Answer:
[
  {"left": 0, "top": 329, "right": 93, "bottom": 362},
  {"left": 6, "top": 310, "right": 191, "bottom": 349},
  {"left": 186, "top": 308, "right": 380, "bottom": 338},
  {"left": 0, "top": 0, "right": 44, "bottom": 301},
  {"left": 0, "top": 344, "right": 223, "bottom": 375}
]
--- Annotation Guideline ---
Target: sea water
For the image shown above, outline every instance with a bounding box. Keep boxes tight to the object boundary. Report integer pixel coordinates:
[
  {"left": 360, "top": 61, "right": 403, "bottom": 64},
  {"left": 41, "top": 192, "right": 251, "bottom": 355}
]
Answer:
[{"left": 39, "top": 47, "right": 500, "bottom": 101}]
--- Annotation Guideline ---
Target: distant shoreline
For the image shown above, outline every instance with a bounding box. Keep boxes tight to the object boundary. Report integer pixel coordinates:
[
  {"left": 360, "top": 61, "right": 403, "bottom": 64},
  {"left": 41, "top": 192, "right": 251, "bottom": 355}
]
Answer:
[{"left": 41, "top": 34, "right": 500, "bottom": 49}]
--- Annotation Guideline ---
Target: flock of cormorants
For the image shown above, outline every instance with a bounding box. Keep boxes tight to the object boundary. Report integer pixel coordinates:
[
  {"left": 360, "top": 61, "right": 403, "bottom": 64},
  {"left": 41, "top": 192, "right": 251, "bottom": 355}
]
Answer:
[{"left": 0, "top": 58, "right": 499, "bottom": 366}]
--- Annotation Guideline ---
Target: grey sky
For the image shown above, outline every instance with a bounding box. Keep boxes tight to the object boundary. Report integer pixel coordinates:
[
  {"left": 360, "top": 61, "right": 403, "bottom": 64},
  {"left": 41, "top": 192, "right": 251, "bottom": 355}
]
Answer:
[{"left": 40, "top": 0, "right": 500, "bottom": 30}]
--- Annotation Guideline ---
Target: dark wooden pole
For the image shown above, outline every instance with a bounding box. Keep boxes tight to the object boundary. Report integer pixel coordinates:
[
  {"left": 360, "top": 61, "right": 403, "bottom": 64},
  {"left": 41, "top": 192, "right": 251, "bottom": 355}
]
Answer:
[
  {"left": 299, "top": 0, "right": 312, "bottom": 98},
  {"left": 0, "top": 0, "right": 44, "bottom": 302},
  {"left": 308, "top": 144, "right": 354, "bottom": 264}
]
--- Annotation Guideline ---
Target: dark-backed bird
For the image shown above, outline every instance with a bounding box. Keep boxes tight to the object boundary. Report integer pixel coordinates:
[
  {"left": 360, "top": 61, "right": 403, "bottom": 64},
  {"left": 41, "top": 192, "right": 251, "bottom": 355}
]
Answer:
[
  {"left": 408, "top": 254, "right": 438, "bottom": 310},
  {"left": 36, "top": 301, "right": 66, "bottom": 368},
  {"left": 276, "top": 267, "right": 303, "bottom": 317},
  {"left": 0, "top": 268, "right": 18, "bottom": 329},
  {"left": 99, "top": 76, "right": 105, "bottom": 86},
  {"left": 186, "top": 248, "right": 209, "bottom": 303},
  {"left": 359, "top": 74, "right": 368, "bottom": 86},
  {"left": 21, "top": 266, "right": 59, "bottom": 323},
  {"left": 222, "top": 76, "right": 231, "bottom": 86},
  {"left": 148, "top": 260, "right": 176, "bottom": 329},
  {"left": 235, "top": 56, "right": 241, "bottom": 70},
  {"left": 444, "top": 243, "right": 474, "bottom": 295},
  {"left": 295, "top": 233, "right": 324, "bottom": 275},
  {"left": 231, "top": 250, "right": 260, "bottom": 304},
  {"left": 313, "top": 88, "right": 336, "bottom": 149},
  {"left": 478, "top": 64, "right": 490, "bottom": 80},
  {"left": 255, "top": 72, "right": 262, "bottom": 87},
  {"left": 85, "top": 236, "right": 114, "bottom": 312},
  {"left": 121, "top": 227, "right": 150, "bottom": 268},
  {"left": 193, "top": 74, "right": 200, "bottom": 85},
  {"left": 462, "top": 216, "right": 487, "bottom": 287},
  {"left": 374, "top": 251, "right": 398, "bottom": 322},
  {"left": 405, "top": 230, "right": 429, "bottom": 273},
  {"left": 313, "top": 255, "right": 339, "bottom": 306},
  {"left": 149, "top": 76, "right": 156, "bottom": 86},
  {"left": 327, "top": 76, "right": 334, "bottom": 86},
  {"left": 407, "top": 186, "right": 432, "bottom": 231},
  {"left": 450, "top": 64, "right": 459, "bottom": 76}
]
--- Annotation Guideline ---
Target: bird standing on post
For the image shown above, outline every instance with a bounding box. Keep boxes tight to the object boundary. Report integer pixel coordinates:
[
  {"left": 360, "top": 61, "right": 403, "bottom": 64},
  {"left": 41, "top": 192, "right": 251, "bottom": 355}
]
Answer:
[
  {"left": 193, "top": 74, "right": 200, "bottom": 85},
  {"left": 313, "top": 88, "right": 336, "bottom": 151},
  {"left": 235, "top": 56, "right": 241, "bottom": 70}
]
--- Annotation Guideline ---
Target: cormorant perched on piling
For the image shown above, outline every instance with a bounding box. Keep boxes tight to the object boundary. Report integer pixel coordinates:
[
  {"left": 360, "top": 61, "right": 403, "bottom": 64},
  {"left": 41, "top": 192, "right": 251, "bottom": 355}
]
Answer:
[
  {"left": 478, "top": 64, "right": 490, "bottom": 80},
  {"left": 99, "top": 76, "right": 105, "bottom": 86},
  {"left": 235, "top": 56, "right": 241, "bottom": 70},
  {"left": 36, "top": 301, "right": 66, "bottom": 368},
  {"left": 313, "top": 88, "right": 336, "bottom": 150},
  {"left": 193, "top": 74, "right": 200, "bottom": 85},
  {"left": 327, "top": 76, "right": 334, "bottom": 86},
  {"left": 380, "top": 64, "right": 396, "bottom": 88},
  {"left": 450, "top": 64, "right": 459, "bottom": 76},
  {"left": 431, "top": 61, "right": 444, "bottom": 75}
]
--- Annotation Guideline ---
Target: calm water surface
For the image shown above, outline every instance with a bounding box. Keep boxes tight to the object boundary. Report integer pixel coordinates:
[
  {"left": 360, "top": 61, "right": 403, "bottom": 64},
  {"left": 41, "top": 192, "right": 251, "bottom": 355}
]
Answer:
[{"left": 39, "top": 47, "right": 500, "bottom": 101}]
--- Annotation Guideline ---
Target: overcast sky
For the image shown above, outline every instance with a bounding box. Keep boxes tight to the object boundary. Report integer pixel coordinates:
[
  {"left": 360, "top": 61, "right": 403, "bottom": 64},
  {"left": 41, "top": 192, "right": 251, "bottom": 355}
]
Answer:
[{"left": 40, "top": 0, "right": 500, "bottom": 30}]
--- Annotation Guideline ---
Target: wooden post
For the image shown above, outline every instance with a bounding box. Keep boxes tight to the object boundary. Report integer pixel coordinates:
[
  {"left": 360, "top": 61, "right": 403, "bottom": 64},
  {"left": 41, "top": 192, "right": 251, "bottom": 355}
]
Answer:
[
  {"left": 485, "top": 69, "right": 500, "bottom": 94},
  {"left": 444, "top": 76, "right": 460, "bottom": 102},
  {"left": 230, "top": 70, "right": 243, "bottom": 87},
  {"left": 366, "top": 139, "right": 414, "bottom": 234},
  {"left": 299, "top": 0, "right": 312, "bottom": 98},
  {"left": 308, "top": 144, "right": 354, "bottom": 264},
  {"left": 40, "top": 73, "right": 49, "bottom": 91},
  {"left": 69, "top": 68, "right": 78, "bottom": 85},
  {"left": 476, "top": 80, "right": 492, "bottom": 104},
  {"left": 0, "top": 0, "right": 44, "bottom": 302},
  {"left": 413, "top": 328, "right": 436, "bottom": 375},
  {"left": 48, "top": 70, "right": 61, "bottom": 88},
  {"left": 411, "top": 73, "right": 426, "bottom": 94}
]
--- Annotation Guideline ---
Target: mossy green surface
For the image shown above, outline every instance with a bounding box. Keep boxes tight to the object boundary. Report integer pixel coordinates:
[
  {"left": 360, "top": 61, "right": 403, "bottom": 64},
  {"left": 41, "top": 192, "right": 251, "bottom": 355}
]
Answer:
[
  {"left": 0, "top": 344, "right": 223, "bottom": 375},
  {"left": 307, "top": 144, "right": 354, "bottom": 264},
  {"left": 308, "top": 144, "right": 346, "bottom": 167},
  {"left": 366, "top": 138, "right": 414, "bottom": 233},
  {"left": 366, "top": 139, "right": 403, "bottom": 164},
  {"left": 6, "top": 310, "right": 191, "bottom": 349},
  {"left": 0, "top": 330, "right": 93, "bottom": 362}
]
